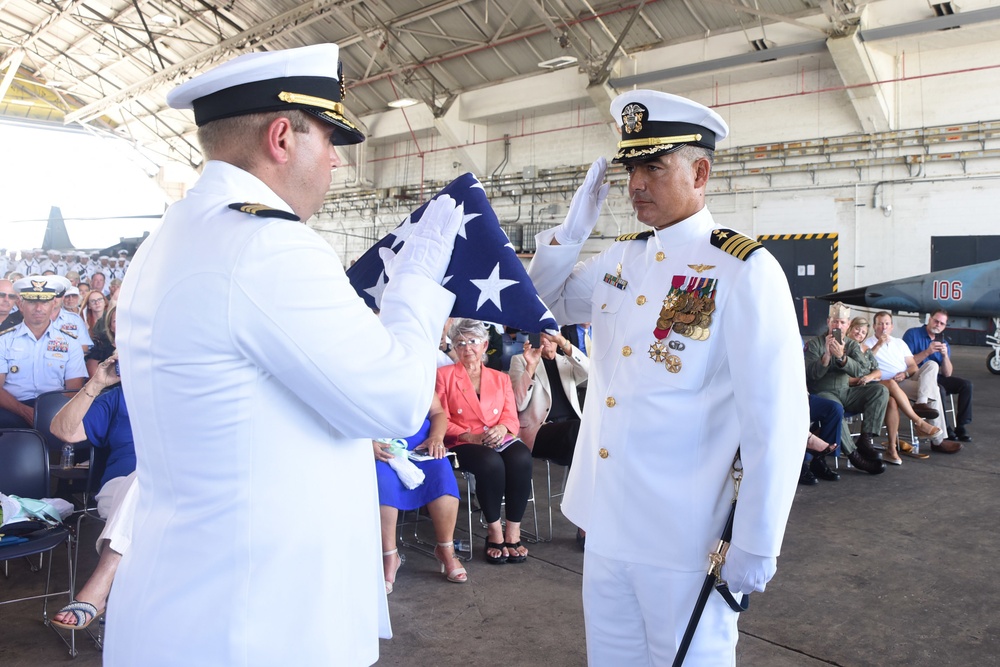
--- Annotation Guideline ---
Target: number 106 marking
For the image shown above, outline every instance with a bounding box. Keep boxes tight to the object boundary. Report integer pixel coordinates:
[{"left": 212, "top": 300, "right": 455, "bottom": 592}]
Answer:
[{"left": 933, "top": 280, "right": 963, "bottom": 301}]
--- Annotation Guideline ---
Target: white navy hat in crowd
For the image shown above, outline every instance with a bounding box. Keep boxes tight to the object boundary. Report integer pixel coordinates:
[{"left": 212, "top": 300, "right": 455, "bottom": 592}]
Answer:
[
  {"left": 64, "top": 286, "right": 80, "bottom": 297},
  {"left": 118, "top": 249, "right": 129, "bottom": 256},
  {"left": 14, "top": 275, "right": 70, "bottom": 301},
  {"left": 610, "top": 90, "right": 729, "bottom": 163},
  {"left": 168, "top": 43, "right": 365, "bottom": 145}
]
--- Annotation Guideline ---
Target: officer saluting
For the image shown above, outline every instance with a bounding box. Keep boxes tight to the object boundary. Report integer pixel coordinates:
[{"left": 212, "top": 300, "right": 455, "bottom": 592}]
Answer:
[
  {"left": 528, "top": 90, "right": 808, "bottom": 664},
  {"left": 112, "top": 44, "right": 463, "bottom": 666}
]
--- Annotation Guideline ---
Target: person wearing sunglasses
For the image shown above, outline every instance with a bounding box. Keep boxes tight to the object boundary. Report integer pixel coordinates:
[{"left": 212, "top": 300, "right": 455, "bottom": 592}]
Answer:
[{"left": 0, "top": 278, "right": 21, "bottom": 331}]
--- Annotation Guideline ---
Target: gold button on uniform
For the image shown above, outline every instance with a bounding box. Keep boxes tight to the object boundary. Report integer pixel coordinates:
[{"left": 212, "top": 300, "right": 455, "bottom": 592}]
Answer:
[
  {"left": 622, "top": 346, "right": 632, "bottom": 357},
  {"left": 636, "top": 295, "right": 647, "bottom": 305},
  {"left": 601, "top": 303, "right": 607, "bottom": 310},
  {"left": 599, "top": 448, "right": 609, "bottom": 459},
  {"left": 655, "top": 251, "right": 666, "bottom": 261},
  {"left": 605, "top": 396, "right": 616, "bottom": 408}
]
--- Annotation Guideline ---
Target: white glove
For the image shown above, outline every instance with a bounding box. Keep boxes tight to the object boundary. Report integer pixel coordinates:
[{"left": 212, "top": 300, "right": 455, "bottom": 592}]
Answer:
[
  {"left": 390, "top": 195, "right": 465, "bottom": 284},
  {"left": 554, "top": 156, "right": 611, "bottom": 245},
  {"left": 720, "top": 544, "right": 776, "bottom": 595}
]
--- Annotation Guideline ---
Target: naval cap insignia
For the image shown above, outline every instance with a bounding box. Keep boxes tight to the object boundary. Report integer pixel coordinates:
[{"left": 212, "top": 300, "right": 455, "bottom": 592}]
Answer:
[{"left": 622, "top": 103, "right": 645, "bottom": 135}]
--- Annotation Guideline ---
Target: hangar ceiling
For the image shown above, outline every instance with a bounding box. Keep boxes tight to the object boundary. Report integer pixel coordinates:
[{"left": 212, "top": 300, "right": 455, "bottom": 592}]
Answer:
[{"left": 2, "top": 0, "right": 999, "bottom": 171}]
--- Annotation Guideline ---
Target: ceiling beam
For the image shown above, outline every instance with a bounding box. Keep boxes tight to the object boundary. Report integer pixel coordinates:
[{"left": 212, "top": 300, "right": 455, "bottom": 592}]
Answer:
[{"left": 63, "top": 0, "right": 364, "bottom": 125}]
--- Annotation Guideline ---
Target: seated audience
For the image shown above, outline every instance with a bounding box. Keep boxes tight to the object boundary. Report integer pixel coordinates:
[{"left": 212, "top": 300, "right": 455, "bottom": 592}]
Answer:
[
  {"left": 48, "top": 354, "right": 133, "bottom": 630},
  {"left": 0, "top": 278, "right": 21, "bottom": 330},
  {"left": 436, "top": 318, "right": 533, "bottom": 564},
  {"left": 803, "top": 302, "right": 887, "bottom": 475},
  {"left": 374, "top": 393, "right": 467, "bottom": 594},
  {"left": 0, "top": 276, "right": 86, "bottom": 428},
  {"left": 62, "top": 285, "right": 82, "bottom": 314},
  {"left": 508, "top": 331, "right": 589, "bottom": 547},
  {"left": 51, "top": 286, "right": 93, "bottom": 354},
  {"left": 847, "top": 316, "right": 940, "bottom": 464},
  {"left": 801, "top": 394, "right": 844, "bottom": 485},
  {"left": 86, "top": 307, "right": 117, "bottom": 377},
  {"left": 902, "top": 309, "right": 974, "bottom": 442},
  {"left": 82, "top": 292, "right": 107, "bottom": 335},
  {"left": 560, "top": 322, "right": 592, "bottom": 357},
  {"left": 865, "top": 311, "right": 961, "bottom": 455}
]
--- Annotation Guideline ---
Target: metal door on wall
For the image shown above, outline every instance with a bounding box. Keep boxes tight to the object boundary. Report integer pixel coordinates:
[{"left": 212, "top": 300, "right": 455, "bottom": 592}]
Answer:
[{"left": 757, "top": 234, "right": 838, "bottom": 337}]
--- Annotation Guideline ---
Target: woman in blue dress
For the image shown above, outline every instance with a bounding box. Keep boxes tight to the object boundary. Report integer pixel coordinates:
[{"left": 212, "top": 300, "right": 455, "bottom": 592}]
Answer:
[{"left": 374, "top": 393, "right": 468, "bottom": 593}]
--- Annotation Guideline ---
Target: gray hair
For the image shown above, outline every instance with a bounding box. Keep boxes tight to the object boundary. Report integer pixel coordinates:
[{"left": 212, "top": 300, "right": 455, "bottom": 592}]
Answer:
[
  {"left": 448, "top": 318, "right": 490, "bottom": 364},
  {"left": 448, "top": 318, "right": 488, "bottom": 342}
]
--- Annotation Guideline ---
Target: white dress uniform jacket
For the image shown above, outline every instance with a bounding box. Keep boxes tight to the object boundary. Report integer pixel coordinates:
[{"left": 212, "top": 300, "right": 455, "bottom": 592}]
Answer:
[
  {"left": 508, "top": 346, "right": 589, "bottom": 449},
  {"left": 528, "top": 206, "right": 807, "bottom": 569},
  {"left": 111, "top": 161, "right": 453, "bottom": 667}
]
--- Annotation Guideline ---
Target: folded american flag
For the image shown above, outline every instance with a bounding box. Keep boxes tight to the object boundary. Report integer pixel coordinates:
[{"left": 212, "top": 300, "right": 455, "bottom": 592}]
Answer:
[{"left": 346, "top": 173, "right": 558, "bottom": 334}]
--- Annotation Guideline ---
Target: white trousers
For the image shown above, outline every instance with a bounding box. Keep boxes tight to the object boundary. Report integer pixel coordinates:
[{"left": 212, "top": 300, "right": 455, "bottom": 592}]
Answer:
[
  {"left": 93, "top": 471, "right": 138, "bottom": 556},
  {"left": 899, "top": 361, "right": 945, "bottom": 444},
  {"left": 582, "top": 550, "right": 739, "bottom": 667}
]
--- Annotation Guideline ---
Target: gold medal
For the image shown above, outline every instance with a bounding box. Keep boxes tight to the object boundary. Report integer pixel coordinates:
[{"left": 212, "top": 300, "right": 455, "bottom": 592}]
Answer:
[
  {"left": 690, "top": 325, "right": 704, "bottom": 339},
  {"left": 698, "top": 327, "right": 711, "bottom": 341},
  {"left": 649, "top": 341, "right": 668, "bottom": 362},
  {"left": 665, "top": 355, "right": 682, "bottom": 373}
]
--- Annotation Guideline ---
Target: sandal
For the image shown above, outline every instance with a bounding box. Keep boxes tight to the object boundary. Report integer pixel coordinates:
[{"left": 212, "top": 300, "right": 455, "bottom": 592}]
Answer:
[
  {"left": 484, "top": 538, "right": 507, "bottom": 564},
  {"left": 434, "top": 542, "right": 468, "bottom": 583},
  {"left": 503, "top": 541, "right": 528, "bottom": 563},
  {"left": 383, "top": 549, "right": 404, "bottom": 595},
  {"left": 51, "top": 600, "right": 104, "bottom": 630},
  {"left": 915, "top": 420, "right": 942, "bottom": 438}
]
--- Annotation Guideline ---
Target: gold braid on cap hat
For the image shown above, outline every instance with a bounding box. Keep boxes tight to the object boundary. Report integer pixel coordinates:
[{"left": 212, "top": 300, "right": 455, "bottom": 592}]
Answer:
[
  {"left": 278, "top": 91, "right": 344, "bottom": 115},
  {"left": 618, "top": 133, "right": 703, "bottom": 150}
]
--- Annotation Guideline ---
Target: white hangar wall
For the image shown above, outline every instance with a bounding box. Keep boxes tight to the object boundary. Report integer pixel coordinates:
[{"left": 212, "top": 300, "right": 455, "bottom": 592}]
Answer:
[{"left": 312, "top": 3, "right": 1000, "bottom": 311}]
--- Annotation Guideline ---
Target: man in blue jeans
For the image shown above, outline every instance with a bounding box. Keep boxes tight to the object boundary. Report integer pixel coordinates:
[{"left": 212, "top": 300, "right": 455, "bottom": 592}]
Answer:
[{"left": 902, "top": 308, "right": 973, "bottom": 442}]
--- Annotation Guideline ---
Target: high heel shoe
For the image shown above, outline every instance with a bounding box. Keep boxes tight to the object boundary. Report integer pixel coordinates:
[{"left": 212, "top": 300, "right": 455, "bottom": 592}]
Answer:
[
  {"left": 806, "top": 433, "right": 837, "bottom": 455},
  {"left": 434, "top": 542, "right": 468, "bottom": 583},
  {"left": 915, "top": 420, "right": 941, "bottom": 438},
  {"left": 383, "top": 549, "right": 404, "bottom": 595}
]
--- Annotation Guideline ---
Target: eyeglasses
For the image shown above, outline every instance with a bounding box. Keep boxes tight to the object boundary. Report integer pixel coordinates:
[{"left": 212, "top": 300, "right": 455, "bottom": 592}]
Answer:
[
  {"left": 453, "top": 338, "right": 482, "bottom": 348},
  {"left": 0, "top": 292, "right": 16, "bottom": 299},
  {"left": 88, "top": 299, "right": 104, "bottom": 306}
]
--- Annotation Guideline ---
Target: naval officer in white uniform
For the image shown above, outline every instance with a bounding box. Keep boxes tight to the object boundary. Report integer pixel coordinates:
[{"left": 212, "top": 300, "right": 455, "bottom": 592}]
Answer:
[
  {"left": 111, "top": 44, "right": 464, "bottom": 667},
  {"left": 528, "top": 90, "right": 808, "bottom": 665}
]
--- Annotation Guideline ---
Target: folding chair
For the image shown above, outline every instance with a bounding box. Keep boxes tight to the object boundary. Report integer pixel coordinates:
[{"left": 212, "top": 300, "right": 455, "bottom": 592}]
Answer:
[
  {"left": 0, "top": 428, "right": 76, "bottom": 655},
  {"left": 533, "top": 457, "right": 568, "bottom": 543}
]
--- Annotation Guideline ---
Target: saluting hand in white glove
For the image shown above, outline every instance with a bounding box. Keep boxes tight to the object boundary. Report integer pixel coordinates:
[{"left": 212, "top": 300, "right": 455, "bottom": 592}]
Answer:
[
  {"left": 554, "top": 156, "right": 611, "bottom": 245},
  {"left": 389, "top": 195, "right": 465, "bottom": 284},
  {"left": 720, "top": 543, "right": 777, "bottom": 595}
]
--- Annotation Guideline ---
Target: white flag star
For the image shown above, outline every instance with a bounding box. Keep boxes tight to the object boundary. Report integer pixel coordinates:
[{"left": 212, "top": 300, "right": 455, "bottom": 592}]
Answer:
[
  {"left": 470, "top": 262, "right": 518, "bottom": 310},
  {"left": 364, "top": 246, "right": 398, "bottom": 307},
  {"left": 457, "top": 211, "right": 481, "bottom": 239},
  {"left": 388, "top": 214, "right": 419, "bottom": 249}
]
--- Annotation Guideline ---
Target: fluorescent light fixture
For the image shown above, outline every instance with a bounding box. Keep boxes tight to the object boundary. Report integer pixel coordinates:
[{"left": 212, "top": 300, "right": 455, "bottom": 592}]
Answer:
[
  {"left": 152, "top": 12, "right": 174, "bottom": 25},
  {"left": 94, "top": 50, "right": 115, "bottom": 63},
  {"left": 538, "top": 56, "right": 578, "bottom": 69},
  {"left": 388, "top": 97, "right": 419, "bottom": 108}
]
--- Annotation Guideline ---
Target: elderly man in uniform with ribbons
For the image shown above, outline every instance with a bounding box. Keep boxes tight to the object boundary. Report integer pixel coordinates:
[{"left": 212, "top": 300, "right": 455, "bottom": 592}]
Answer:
[
  {"left": 111, "top": 44, "right": 463, "bottom": 667},
  {"left": 528, "top": 90, "right": 808, "bottom": 664}
]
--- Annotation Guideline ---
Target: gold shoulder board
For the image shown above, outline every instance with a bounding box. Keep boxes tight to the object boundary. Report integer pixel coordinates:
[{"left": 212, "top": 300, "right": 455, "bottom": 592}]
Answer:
[
  {"left": 615, "top": 231, "right": 654, "bottom": 242},
  {"left": 228, "top": 203, "right": 300, "bottom": 222},
  {"left": 710, "top": 228, "right": 763, "bottom": 261}
]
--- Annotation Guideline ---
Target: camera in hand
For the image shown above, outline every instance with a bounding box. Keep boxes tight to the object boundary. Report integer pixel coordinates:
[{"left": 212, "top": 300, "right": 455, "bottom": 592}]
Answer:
[
  {"left": 832, "top": 328, "right": 843, "bottom": 344},
  {"left": 528, "top": 332, "right": 541, "bottom": 349}
]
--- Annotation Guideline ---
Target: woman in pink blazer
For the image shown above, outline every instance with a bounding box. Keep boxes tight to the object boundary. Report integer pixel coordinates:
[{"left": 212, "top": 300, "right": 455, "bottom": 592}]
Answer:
[{"left": 436, "top": 319, "right": 533, "bottom": 565}]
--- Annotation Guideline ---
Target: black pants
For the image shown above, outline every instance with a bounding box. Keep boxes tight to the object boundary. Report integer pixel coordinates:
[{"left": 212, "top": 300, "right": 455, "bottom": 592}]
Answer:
[
  {"left": 938, "top": 375, "right": 973, "bottom": 428},
  {"left": 452, "top": 440, "right": 533, "bottom": 524},
  {"left": 531, "top": 420, "right": 581, "bottom": 468}
]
